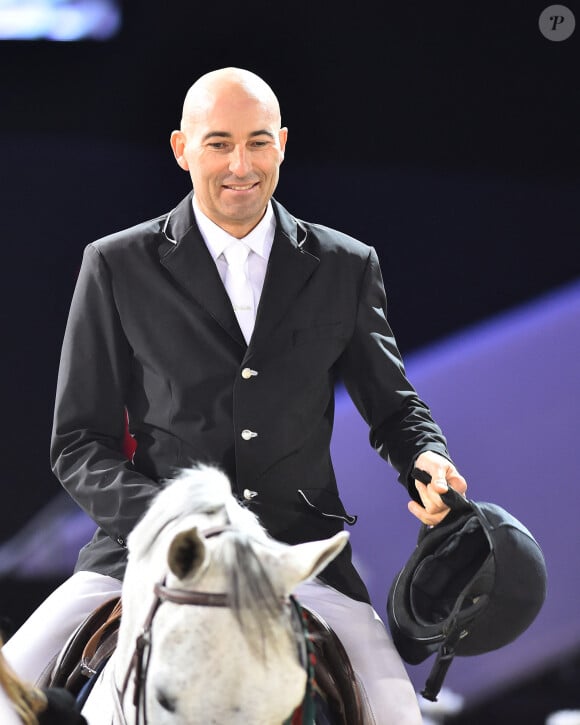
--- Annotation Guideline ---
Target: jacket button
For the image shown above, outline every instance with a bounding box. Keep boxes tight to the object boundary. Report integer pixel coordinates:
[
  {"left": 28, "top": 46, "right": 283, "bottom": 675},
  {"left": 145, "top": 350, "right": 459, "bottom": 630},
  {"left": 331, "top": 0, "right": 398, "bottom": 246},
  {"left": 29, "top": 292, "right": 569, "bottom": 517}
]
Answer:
[
  {"left": 116, "top": 536, "right": 126, "bottom": 547},
  {"left": 241, "top": 368, "right": 258, "bottom": 379},
  {"left": 241, "top": 429, "right": 258, "bottom": 440},
  {"left": 243, "top": 489, "right": 258, "bottom": 500}
]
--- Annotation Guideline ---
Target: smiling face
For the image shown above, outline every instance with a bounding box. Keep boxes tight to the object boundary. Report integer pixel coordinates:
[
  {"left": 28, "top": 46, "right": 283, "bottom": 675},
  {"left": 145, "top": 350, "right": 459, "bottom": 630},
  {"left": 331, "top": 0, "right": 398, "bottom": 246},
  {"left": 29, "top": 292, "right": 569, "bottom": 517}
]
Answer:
[{"left": 170, "top": 68, "right": 288, "bottom": 239}]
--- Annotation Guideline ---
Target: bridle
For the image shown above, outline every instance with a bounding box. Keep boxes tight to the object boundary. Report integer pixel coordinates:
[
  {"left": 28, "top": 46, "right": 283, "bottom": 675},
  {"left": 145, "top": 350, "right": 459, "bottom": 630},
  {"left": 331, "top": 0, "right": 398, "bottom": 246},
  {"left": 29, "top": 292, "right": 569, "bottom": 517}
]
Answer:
[{"left": 110, "top": 525, "right": 312, "bottom": 725}]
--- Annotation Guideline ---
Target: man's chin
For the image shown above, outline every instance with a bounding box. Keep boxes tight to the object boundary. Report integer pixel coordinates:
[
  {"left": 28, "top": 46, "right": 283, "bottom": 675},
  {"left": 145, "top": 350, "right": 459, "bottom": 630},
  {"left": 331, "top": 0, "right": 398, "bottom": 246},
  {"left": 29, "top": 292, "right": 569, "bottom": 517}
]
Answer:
[{"left": 220, "top": 200, "right": 265, "bottom": 223}]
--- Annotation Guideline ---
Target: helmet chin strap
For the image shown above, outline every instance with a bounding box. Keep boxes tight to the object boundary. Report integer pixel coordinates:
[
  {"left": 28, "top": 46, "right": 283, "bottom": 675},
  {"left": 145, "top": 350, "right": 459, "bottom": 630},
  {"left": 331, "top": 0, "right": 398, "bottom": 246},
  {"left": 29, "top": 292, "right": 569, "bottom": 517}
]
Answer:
[
  {"left": 420, "top": 572, "right": 490, "bottom": 701},
  {"left": 421, "top": 623, "right": 464, "bottom": 702},
  {"left": 412, "top": 466, "right": 481, "bottom": 701}
]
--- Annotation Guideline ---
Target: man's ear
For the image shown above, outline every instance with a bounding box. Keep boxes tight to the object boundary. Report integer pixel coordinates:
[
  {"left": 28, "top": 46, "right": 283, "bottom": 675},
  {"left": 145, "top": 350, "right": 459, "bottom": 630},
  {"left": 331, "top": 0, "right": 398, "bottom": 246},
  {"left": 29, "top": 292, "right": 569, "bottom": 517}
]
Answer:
[
  {"left": 279, "top": 127, "right": 288, "bottom": 159},
  {"left": 170, "top": 130, "right": 189, "bottom": 171}
]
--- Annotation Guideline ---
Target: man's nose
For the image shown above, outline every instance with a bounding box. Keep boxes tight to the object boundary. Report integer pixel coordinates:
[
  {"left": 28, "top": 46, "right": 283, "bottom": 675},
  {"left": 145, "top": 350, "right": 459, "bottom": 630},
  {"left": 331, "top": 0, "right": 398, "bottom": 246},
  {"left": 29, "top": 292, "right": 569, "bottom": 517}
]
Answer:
[{"left": 228, "top": 145, "right": 251, "bottom": 176}]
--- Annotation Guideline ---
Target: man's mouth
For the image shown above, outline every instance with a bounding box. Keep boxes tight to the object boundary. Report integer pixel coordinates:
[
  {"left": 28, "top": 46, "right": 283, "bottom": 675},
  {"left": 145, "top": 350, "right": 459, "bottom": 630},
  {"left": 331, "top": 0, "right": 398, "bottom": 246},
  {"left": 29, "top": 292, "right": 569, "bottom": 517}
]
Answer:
[{"left": 223, "top": 182, "right": 259, "bottom": 191}]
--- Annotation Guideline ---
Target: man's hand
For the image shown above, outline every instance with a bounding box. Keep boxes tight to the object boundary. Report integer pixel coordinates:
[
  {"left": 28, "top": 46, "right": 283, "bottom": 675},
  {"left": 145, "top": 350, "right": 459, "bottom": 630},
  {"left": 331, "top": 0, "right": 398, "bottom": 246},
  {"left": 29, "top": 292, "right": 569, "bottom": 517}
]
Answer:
[{"left": 407, "top": 451, "right": 468, "bottom": 526}]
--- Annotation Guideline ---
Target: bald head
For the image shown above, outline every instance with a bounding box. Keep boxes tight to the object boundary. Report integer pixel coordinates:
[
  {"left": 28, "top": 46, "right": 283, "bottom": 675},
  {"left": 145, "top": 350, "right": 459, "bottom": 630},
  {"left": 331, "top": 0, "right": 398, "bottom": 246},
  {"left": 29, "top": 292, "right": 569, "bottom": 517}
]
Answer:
[{"left": 180, "top": 67, "right": 282, "bottom": 132}]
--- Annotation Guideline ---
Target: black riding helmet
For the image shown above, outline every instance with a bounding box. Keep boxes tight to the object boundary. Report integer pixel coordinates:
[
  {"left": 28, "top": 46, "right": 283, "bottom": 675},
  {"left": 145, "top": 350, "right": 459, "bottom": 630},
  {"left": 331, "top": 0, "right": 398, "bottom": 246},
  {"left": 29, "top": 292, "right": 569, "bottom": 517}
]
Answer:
[{"left": 386, "top": 468, "right": 547, "bottom": 701}]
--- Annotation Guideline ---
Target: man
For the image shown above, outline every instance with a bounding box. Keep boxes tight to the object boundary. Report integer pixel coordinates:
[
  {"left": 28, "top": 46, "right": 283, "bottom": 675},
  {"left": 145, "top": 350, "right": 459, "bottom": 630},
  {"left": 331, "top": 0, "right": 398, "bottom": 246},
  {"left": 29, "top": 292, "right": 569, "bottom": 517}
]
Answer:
[{"left": 5, "top": 67, "right": 467, "bottom": 724}]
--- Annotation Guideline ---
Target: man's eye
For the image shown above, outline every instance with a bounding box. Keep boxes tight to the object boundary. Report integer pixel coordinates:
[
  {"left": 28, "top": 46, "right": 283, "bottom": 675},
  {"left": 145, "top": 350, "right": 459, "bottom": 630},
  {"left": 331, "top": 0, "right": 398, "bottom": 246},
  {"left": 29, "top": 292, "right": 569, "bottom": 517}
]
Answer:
[{"left": 209, "top": 142, "right": 227, "bottom": 150}]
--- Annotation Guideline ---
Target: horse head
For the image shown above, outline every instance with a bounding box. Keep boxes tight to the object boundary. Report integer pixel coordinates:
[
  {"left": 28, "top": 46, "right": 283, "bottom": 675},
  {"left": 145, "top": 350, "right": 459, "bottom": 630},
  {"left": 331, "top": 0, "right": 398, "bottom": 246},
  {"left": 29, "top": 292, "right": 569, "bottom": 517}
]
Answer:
[{"left": 84, "top": 465, "right": 348, "bottom": 725}]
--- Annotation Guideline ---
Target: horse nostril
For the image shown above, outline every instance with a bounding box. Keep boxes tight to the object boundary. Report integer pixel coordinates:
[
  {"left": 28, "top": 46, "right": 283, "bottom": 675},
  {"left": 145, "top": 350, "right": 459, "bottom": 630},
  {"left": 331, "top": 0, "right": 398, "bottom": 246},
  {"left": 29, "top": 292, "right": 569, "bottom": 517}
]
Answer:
[{"left": 156, "top": 689, "right": 177, "bottom": 712}]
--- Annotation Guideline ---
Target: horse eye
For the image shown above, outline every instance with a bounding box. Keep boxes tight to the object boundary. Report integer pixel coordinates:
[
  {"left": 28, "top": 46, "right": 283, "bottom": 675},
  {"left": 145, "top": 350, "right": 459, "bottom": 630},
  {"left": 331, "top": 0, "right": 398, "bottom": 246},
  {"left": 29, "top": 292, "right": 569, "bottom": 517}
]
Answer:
[{"left": 156, "top": 689, "right": 177, "bottom": 712}]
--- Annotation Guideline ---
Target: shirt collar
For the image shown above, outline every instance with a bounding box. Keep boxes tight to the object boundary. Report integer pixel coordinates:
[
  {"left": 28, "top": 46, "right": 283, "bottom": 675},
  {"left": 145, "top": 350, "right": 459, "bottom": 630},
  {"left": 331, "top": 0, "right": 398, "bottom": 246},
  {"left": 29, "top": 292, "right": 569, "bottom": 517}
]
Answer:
[{"left": 192, "top": 196, "right": 276, "bottom": 260}]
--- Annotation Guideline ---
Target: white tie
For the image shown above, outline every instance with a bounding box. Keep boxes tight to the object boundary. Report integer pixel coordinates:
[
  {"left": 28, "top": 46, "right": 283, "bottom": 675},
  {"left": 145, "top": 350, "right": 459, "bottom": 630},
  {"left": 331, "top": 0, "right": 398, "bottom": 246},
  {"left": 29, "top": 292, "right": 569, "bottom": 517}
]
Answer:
[{"left": 223, "top": 241, "right": 254, "bottom": 343}]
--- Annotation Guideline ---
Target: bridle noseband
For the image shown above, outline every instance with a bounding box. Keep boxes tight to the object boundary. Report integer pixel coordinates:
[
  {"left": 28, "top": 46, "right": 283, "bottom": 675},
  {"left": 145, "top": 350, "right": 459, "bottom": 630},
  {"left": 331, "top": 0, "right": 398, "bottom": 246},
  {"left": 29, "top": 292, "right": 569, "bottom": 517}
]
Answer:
[{"left": 152, "top": 582, "right": 228, "bottom": 608}]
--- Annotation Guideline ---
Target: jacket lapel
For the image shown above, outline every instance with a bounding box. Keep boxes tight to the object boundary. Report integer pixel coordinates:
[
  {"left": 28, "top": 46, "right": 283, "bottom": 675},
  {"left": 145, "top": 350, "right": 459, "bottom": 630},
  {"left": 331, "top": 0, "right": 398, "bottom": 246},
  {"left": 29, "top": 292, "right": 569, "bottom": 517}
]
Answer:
[
  {"left": 159, "top": 193, "right": 245, "bottom": 346},
  {"left": 249, "top": 199, "right": 319, "bottom": 352}
]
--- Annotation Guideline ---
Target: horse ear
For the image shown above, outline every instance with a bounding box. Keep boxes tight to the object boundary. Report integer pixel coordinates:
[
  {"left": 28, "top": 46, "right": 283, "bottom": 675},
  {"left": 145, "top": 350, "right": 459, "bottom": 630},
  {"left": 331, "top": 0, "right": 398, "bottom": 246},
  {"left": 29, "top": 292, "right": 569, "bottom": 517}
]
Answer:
[
  {"left": 167, "top": 527, "right": 208, "bottom": 580},
  {"left": 277, "top": 531, "right": 350, "bottom": 594}
]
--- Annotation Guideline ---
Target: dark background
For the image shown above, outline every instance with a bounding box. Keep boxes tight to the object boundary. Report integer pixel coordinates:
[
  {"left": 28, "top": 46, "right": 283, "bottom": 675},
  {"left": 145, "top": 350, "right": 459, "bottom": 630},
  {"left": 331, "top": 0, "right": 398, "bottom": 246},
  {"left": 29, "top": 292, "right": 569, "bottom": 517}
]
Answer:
[{"left": 1, "top": 1, "right": 579, "bottom": 720}]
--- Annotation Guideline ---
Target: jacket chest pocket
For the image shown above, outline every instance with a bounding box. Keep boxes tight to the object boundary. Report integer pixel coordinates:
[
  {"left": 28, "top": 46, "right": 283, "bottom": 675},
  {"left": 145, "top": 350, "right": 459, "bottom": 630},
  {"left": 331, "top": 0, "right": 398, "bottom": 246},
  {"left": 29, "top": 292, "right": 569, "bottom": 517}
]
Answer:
[{"left": 292, "top": 322, "right": 345, "bottom": 347}]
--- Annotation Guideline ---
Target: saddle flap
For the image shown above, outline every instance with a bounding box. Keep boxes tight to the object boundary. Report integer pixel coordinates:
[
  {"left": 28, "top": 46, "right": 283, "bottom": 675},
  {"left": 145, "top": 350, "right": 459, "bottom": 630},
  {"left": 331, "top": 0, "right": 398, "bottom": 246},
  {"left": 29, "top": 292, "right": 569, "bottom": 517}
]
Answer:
[
  {"left": 302, "top": 606, "right": 364, "bottom": 725},
  {"left": 46, "top": 596, "right": 122, "bottom": 696}
]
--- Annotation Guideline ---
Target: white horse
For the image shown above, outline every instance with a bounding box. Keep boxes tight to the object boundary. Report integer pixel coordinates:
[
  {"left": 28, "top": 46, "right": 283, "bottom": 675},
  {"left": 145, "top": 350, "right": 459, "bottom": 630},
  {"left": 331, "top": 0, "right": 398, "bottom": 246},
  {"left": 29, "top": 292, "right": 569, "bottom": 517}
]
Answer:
[{"left": 80, "top": 465, "right": 349, "bottom": 725}]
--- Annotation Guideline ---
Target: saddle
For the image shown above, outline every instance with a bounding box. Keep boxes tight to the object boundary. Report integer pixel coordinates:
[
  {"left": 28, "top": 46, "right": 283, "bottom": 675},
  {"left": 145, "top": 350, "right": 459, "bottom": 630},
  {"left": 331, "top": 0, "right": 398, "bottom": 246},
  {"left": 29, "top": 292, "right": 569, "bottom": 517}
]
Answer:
[
  {"left": 44, "top": 596, "right": 364, "bottom": 725},
  {"left": 41, "top": 596, "right": 122, "bottom": 696}
]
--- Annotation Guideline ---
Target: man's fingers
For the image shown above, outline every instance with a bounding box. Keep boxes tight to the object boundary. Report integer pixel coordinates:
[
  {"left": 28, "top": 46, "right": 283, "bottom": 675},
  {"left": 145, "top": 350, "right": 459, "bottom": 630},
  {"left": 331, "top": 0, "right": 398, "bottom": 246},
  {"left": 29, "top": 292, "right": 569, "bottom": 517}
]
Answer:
[
  {"left": 414, "top": 478, "right": 448, "bottom": 508},
  {"left": 448, "top": 472, "right": 468, "bottom": 495},
  {"left": 410, "top": 457, "right": 467, "bottom": 525},
  {"left": 432, "top": 478, "right": 449, "bottom": 493},
  {"left": 408, "top": 499, "right": 450, "bottom": 526}
]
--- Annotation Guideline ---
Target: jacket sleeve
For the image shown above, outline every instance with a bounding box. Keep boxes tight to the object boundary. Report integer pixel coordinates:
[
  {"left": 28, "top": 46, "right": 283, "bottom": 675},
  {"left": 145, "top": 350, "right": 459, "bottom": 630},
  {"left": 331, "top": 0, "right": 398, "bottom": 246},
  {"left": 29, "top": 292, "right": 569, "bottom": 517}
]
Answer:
[
  {"left": 50, "top": 244, "right": 160, "bottom": 546},
  {"left": 337, "top": 247, "right": 451, "bottom": 502}
]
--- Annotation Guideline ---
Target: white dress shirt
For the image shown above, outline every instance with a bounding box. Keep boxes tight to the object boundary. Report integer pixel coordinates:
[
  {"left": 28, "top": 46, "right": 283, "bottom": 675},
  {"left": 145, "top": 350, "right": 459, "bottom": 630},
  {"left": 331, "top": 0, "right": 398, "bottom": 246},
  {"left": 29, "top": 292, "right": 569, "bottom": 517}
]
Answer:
[{"left": 192, "top": 196, "right": 275, "bottom": 325}]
